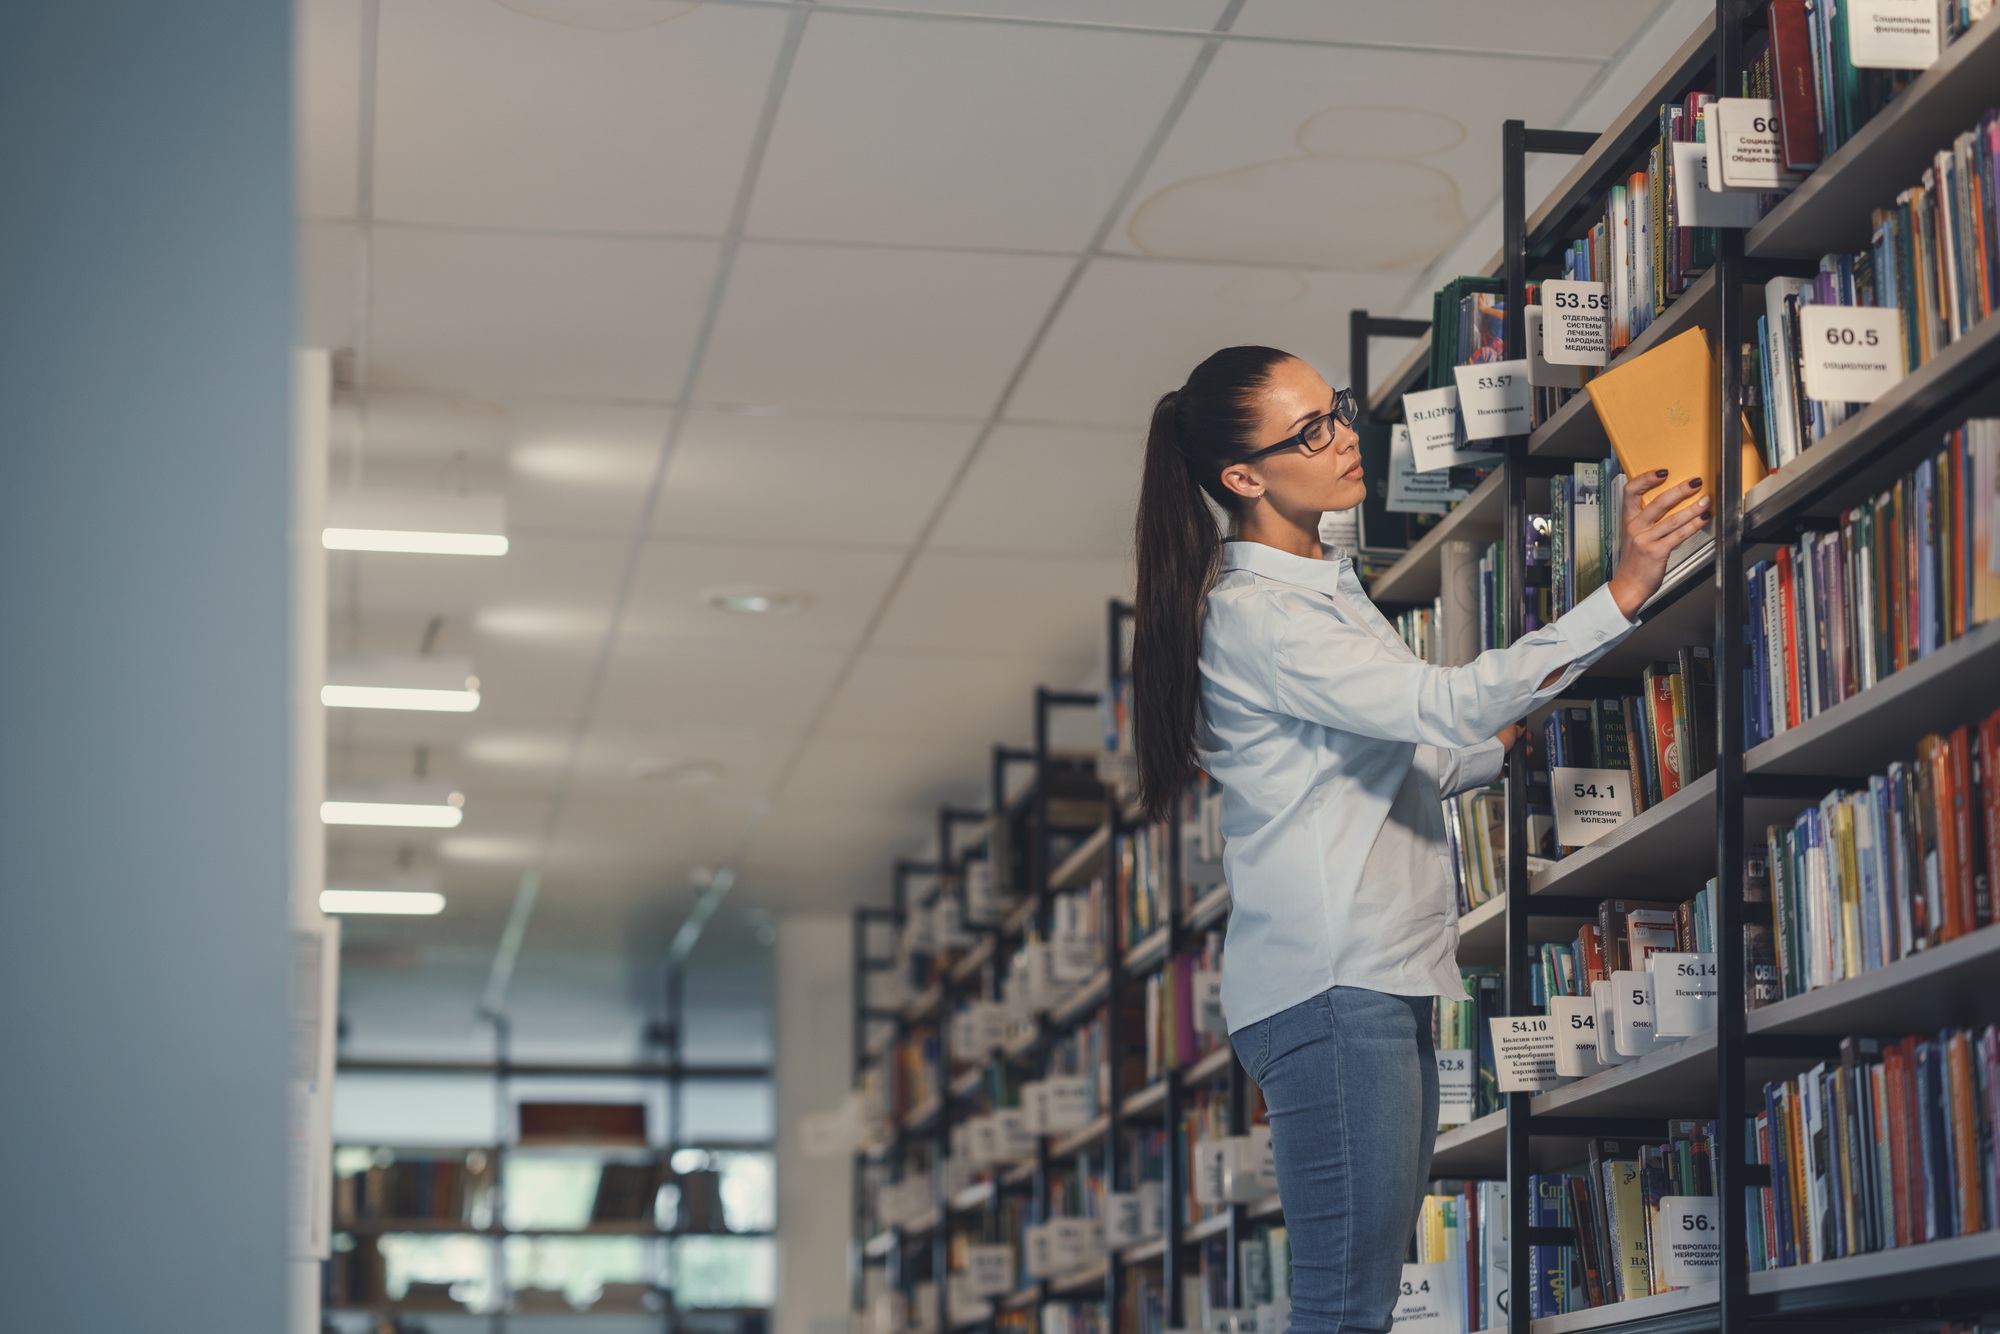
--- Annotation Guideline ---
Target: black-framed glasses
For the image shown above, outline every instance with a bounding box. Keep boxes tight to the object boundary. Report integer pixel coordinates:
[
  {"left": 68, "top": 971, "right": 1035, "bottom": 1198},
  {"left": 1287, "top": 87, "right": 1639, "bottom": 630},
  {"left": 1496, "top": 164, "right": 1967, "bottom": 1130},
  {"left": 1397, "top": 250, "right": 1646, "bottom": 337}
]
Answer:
[{"left": 1235, "top": 387, "right": 1359, "bottom": 464}]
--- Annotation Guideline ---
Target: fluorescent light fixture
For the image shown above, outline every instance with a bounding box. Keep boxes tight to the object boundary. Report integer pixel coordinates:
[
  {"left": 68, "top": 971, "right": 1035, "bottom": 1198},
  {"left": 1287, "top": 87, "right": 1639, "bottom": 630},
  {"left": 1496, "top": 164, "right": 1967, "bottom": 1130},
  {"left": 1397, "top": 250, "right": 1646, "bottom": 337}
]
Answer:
[
  {"left": 324, "top": 490, "right": 508, "bottom": 556},
  {"left": 321, "top": 783, "right": 465, "bottom": 828},
  {"left": 701, "top": 586, "right": 807, "bottom": 615},
  {"left": 324, "top": 656, "right": 480, "bottom": 713},
  {"left": 320, "top": 888, "right": 447, "bottom": 915}
]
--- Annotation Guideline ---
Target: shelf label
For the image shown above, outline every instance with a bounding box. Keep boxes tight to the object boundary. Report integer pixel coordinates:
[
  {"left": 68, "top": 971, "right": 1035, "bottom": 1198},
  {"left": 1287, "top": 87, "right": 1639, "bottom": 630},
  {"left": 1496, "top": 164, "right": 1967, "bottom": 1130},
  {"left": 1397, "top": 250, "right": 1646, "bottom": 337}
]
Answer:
[
  {"left": 1711, "top": 99, "right": 1798, "bottom": 190},
  {"left": 1403, "top": 384, "right": 1466, "bottom": 472},
  {"left": 1453, "top": 359, "right": 1533, "bottom": 440},
  {"left": 1551, "top": 767, "right": 1636, "bottom": 848},
  {"left": 1392, "top": 1261, "right": 1465, "bottom": 1333},
  {"left": 1799, "top": 304, "right": 1906, "bottom": 403},
  {"left": 966, "top": 1114, "right": 999, "bottom": 1164},
  {"left": 1489, "top": 1016, "right": 1568, "bottom": 1093},
  {"left": 995, "top": 1107, "right": 1034, "bottom": 1159},
  {"left": 1194, "top": 969, "right": 1227, "bottom": 1036},
  {"left": 1541, "top": 280, "right": 1608, "bottom": 366},
  {"left": 1192, "top": 1137, "right": 1228, "bottom": 1205},
  {"left": 1655, "top": 1196, "right": 1720, "bottom": 1287},
  {"left": 1023, "top": 1222, "right": 1057, "bottom": 1279},
  {"left": 1387, "top": 422, "right": 1468, "bottom": 513},
  {"left": 1847, "top": 0, "right": 1940, "bottom": 68},
  {"left": 1221, "top": 1125, "right": 1277, "bottom": 1200},
  {"left": 1050, "top": 1216, "right": 1099, "bottom": 1269},
  {"left": 1670, "top": 139, "right": 1765, "bottom": 227},
  {"left": 1649, "top": 952, "right": 1718, "bottom": 1037},
  {"left": 1042, "top": 1074, "right": 1094, "bottom": 1133},
  {"left": 1549, "top": 995, "right": 1607, "bottom": 1077},
  {"left": 1612, "top": 969, "right": 1678, "bottom": 1058},
  {"left": 1590, "top": 980, "right": 1632, "bottom": 1065},
  {"left": 1021, "top": 1080, "right": 1048, "bottom": 1134},
  {"left": 1526, "top": 304, "right": 1585, "bottom": 388},
  {"left": 1436, "top": 1048, "right": 1476, "bottom": 1128},
  {"left": 1104, "top": 1191, "right": 1146, "bottom": 1247},
  {"left": 1049, "top": 934, "right": 1097, "bottom": 984},
  {"left": 963, "top": 1243, "right": 1015, "bottom": 1297},
  {"left": 1138, "top": 1180, "right": 1165, "bottom": 1238}
]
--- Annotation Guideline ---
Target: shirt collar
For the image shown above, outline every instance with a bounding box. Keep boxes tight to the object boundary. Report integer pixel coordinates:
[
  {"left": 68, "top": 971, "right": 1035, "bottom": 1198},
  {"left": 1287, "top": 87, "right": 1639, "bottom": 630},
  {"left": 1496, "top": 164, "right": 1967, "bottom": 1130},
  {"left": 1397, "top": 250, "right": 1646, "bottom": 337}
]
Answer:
[{"left": 1218, "top": 539, "right": 1351, "bottom": 597}]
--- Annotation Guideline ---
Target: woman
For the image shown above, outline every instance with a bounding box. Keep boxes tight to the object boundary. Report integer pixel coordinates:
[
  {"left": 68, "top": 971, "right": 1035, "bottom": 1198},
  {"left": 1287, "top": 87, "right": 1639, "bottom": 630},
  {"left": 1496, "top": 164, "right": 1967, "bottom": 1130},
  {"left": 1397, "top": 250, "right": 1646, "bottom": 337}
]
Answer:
[{"left": 1130, "top": 346, "right": 1708, "bottom": 1332}]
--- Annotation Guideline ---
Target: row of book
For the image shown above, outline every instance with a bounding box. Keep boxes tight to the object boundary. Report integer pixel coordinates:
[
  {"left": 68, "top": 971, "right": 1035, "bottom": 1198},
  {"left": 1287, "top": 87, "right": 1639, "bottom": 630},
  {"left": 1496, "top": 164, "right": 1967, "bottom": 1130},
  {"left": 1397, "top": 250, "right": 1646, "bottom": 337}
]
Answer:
[
  {"left": 1527, "top": 879, "right": 1776, "bottom": 1009},
  {"left": 1116, "top": 781, "right": 1226, "bottom": 951},
  {"left": 1548, "top": 457, "right": 1627, "bottom": 618},
  {"left": 1765, "top": 705, "right": 2000, "bottom": 1000},
  {"left": 334, "top": 1154, "right": 487, "bottom": 1225},
  {"left": 1750, "top": 1026, "right": 1999, "bottom": 1270},
  {"left": 1410, "top": 1183, "right": 1510, "bottom": 1334},
  {"left": 1758, "top": 104, "right": 1998, "bottom": 474},
  {"left": 1141, "top": 932, "right": 1227, "bottom": 1084},
  {"left": 1541, "top": 644, "right": 1719, "bottom": 824},
  {"left": 1763, "top": 0, "right": 1989, "bottom": 173},
  {"left": 1745, "top": 422, "right": 2000, "bottom": 745}
]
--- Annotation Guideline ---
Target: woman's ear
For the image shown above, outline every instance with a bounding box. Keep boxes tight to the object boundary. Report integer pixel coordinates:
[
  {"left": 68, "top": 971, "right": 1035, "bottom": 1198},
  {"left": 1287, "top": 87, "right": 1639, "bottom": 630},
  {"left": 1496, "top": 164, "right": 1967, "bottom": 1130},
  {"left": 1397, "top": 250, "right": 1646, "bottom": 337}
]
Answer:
[{"left": 1218, "top": 461, "right": 1263, "bottom": 500}]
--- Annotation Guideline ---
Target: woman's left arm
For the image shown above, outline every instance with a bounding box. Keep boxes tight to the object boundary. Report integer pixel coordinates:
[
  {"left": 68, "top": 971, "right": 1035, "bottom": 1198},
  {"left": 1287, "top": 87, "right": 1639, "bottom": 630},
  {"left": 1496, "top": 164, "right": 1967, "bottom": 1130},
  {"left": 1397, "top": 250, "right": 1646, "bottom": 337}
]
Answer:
[{"left": 1436, "top": 735, "right": 1507, "bottom": 796}]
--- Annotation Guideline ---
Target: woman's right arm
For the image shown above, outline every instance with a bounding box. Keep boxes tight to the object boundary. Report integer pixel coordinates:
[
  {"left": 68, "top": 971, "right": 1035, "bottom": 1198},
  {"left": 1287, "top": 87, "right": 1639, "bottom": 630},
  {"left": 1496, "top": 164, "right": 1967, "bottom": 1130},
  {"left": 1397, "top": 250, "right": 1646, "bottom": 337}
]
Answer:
[{"left": 1241, "top": 473, "right": 1710, "bottom": 747}]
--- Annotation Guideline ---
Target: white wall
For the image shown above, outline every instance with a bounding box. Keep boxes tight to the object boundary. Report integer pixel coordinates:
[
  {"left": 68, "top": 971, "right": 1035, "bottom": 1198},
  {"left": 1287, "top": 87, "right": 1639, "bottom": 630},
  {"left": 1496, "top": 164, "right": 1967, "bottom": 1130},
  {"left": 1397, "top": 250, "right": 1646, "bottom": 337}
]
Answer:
[
  {"left": 775, "top": 915, "right": 856, "bottom": 1334},
  {"left": 0, "top": 1, "right": 297, "bottom": 1329}
]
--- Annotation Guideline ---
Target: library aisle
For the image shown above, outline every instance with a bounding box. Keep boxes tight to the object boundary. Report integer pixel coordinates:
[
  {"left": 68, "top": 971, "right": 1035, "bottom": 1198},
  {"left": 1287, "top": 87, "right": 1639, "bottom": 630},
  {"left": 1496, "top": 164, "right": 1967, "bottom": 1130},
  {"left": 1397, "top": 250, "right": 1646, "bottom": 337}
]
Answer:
[{"left": 5, "top": 4, "right": 1999, "bottom": 1334}]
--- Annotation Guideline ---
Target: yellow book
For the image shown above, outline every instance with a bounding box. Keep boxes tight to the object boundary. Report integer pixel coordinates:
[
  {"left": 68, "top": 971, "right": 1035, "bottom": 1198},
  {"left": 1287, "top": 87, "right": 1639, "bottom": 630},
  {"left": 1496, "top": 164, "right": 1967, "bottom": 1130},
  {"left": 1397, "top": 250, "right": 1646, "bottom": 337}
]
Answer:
[
  {"left": 1582, "top": 326, "right": 1768, "bottom": 521},
  {"left": 1606, "top": 1159, "right": 1651, "bottom": 1301}
]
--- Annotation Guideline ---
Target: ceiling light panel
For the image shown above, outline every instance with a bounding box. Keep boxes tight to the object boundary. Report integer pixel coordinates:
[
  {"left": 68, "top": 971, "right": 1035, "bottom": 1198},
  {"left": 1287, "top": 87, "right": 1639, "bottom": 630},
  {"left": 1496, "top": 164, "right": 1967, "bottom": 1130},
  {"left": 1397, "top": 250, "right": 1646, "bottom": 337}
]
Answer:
[
  {"left": 324, "top": 490, "right": 508, "bottom": 556},
  {"left": 324, "top": 655, "right": 481, "bottom": 712},
  {"left": 371, "top": 0, "right": 787, "bottom": 234},
  {"left": 322, "top": 782, "right": 466, "bottom": 827},
  {"left": 1232, "top": 0, "right": 1671, "bottom": 60}
]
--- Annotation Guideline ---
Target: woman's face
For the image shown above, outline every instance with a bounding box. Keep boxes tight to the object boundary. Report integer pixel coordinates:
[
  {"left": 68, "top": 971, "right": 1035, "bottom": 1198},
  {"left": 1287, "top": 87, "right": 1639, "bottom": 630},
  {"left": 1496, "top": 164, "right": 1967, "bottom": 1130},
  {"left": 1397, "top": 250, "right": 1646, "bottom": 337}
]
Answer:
[{"left": 1219, "top": 357, "right": 1366, "bottom": 517}]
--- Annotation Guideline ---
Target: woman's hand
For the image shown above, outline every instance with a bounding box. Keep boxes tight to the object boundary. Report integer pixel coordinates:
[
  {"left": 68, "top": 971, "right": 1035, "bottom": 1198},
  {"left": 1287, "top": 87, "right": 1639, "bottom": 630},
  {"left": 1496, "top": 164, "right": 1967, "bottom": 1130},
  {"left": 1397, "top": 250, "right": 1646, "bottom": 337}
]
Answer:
[
  {"left": 1493, "top": 722, "right": 1525, "bottom": 752},
  {"left": 1605, "top": 471, "right": 1711, "bottom": 619}
]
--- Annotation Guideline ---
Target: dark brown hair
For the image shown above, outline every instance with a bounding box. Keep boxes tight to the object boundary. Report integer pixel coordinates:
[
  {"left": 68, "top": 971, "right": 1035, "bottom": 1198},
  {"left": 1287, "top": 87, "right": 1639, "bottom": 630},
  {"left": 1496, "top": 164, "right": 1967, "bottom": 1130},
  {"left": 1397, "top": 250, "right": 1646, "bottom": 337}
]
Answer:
[{"left": 1131, "top": 346, "right": 1293, "bottom": 821}]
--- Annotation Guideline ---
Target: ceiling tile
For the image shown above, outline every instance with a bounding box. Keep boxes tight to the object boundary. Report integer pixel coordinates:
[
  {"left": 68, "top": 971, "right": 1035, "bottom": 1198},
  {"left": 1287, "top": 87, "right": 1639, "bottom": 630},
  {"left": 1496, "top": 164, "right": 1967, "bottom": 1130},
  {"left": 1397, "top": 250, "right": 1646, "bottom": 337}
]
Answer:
[
  {"left": 1234, "top": 0, "right": 1669, "bottom": 59},
  {"left": 297, "top": 0, "right": 363, "bottom": 220},
  {"left": 652, "top": 412, "right": 978, "bottom": 547},
  {"left": 816, "top": 649, "right": 1093, "bottom": 748},
  {"left": 368, "top": 225, "right": 718, "bottom": 400},
  {"left": 777, "top": 736, "right": 989, "bottom": 816},
  {"left": 593, "top": 639, "right": 849, "bottom": 733},
  {"left": 371, "top": 0, "right": 788, "bottom": 234},
  {"left": 1008, "top": 257, "right": 1409, "bottom": 428},
  {"left": 930, "top": 423, "right": 1140, "bottom": 556},
  {"left": 870, "top": 551, "right": 1130, "bottom": 659},
  {"left": 851, "top": 1, "right": 1229, "bottom": 22},
  {"left": 748, "top": 14, "right": 1197, "bottom": 252},
  {"left": 1102, "top": 39, "right": 1602, "bottom": 270},
  {"left": 621, "top": 538, "right": 905, "bottom": 649},
  {"left": 505, "top": 401, "right": 675, "bottom": 536},
  {"left": 693, "top": 242, "right": 1072, "bottom": 418}
]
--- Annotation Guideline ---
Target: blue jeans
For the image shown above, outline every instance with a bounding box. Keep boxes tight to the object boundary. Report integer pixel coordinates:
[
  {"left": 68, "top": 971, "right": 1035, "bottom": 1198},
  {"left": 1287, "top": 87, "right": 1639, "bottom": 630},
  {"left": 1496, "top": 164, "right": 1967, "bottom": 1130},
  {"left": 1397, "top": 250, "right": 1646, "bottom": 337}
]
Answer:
[{"left": 1231, "top": 986, "right": 1438, "bottom": 1333}]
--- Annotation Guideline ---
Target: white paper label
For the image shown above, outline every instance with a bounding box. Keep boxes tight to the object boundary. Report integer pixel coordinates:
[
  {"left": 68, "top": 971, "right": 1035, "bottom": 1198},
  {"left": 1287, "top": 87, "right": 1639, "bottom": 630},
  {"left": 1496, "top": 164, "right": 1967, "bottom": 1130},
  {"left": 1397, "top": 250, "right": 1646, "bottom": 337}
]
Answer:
[
  {"left": 1104, "top": 1191, "right": 1146, "bottom": 1248},
  {"left": 1612, "top": 969, "right": 1677, "bottom": 1057},
  {"left": 1655, "top": 1196, "right": 1721, "bottom": 1286},
  {"left": 1549, "top": 995, "right": 1606, "bottom": 1077},
  {"left": 964, "top": 1243, "right": 1014, "bottom": 1297},
  {"left": 1488, "top": 1016, "right": 1568, "bottom": 1093},
  {"left": 964, "top": 861, "right": 999, "bottom": 923},
  {"left": 1671, "top": 140, "right": 1766, "bottom": 227},
  {"left": 1138, "top": 1180, "right": 1164, "bottom": 1238},
  {"left": 1403, "top": 385, "right": 1465, "bottom": 471},
  {"left": 1712, "top": 98, "right": 1796, "bottom": 190},
  {"left": 1386, "top": 422, "right": 1467, "bottom": 512},
  {"left": 1193, "top": 969, "right": 1227, "bottom": 1036},
  {"left": 1435, "top": 1049, "right": 1476, "bottom": 1128},
  {"left": 1847, "top": 0, "right": 1941, "bottom": 67},
  {"left": 1453, "top": 359, "right": 1532, "bottom": 440},
  {"left": 1021, "top": 1080, "right": 1048, "bottom": 1134},
  {"left": 1042, "top": 1074, "right": 1094, "bottom": 1132},
  {"left": 995, "top": 1108, "right": 1034, "bottom": 1159},
  {"left": 1526, "top": 305, "right": 1585, "bottom": 389},
  {"left": 1551, "top": 766, "right": 1636, "bottom": 848},
  {"left": 1649, "top": 952, "right": 1719, "bottom": 1037},
  {"left": 1050, "top": 1216, "right": 1096, "bottom": 1270},
  {"left": 967, "top": 1114, "right": 999, "bottom": 1164},
  {"left": 1023, "top": 1223, "right": 1056, "bottom": 1279},
  {"left": 1391, "top": 1261, "right": 1464, "bottom": 1333},
  {"left": 1192, "top": 1138, "right": 1228, "bottom": 1205},
  {"left": 1049, "top": 934, "right": 1097, "bottom": 984},
  {"left": 1541, "top": 280, "right": 1609, "bottom": 366},
  {"left": 1799, "top": 304, "right": 1905, "bottom": 403},
  {"left": 1591, "top": 980, "right": 1632, "bottom": 1065}
]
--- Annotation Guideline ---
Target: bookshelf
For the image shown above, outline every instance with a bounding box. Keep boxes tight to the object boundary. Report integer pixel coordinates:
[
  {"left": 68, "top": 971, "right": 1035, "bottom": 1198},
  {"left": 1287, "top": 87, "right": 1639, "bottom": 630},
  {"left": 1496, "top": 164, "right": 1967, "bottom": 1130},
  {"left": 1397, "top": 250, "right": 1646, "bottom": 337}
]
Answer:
[{"left": 853, "top": 6, "right": 2000, "bottom": 1331}]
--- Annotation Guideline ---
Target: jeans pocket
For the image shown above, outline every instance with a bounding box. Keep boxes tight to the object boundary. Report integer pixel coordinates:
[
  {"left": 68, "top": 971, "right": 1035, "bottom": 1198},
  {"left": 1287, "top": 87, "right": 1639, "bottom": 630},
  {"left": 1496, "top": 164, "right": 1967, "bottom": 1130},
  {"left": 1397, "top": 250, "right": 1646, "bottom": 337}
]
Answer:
[{"left": 1230, "top": 1018, "right": 1271, "bottom": 1084}]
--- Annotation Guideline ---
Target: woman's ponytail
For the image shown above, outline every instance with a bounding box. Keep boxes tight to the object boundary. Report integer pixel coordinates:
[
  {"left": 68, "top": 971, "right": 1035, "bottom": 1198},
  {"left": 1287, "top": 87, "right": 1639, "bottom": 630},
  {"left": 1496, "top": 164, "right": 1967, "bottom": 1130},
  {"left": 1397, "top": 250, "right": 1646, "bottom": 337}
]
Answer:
[{"left": 1130, "top": 346, "right": 1293, "bottom": 822}]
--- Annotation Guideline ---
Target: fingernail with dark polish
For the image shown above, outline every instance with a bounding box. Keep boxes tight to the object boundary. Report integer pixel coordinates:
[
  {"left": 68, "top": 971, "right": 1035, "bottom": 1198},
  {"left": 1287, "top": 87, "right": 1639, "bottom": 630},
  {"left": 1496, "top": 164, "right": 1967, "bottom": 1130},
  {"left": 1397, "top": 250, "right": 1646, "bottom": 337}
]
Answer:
[
  {"left": 1690, "top": 477, "right": 1702, "bottom": 486},
  {"left": 1656, "top": 469, "right": 1669, "bottom": 477}
]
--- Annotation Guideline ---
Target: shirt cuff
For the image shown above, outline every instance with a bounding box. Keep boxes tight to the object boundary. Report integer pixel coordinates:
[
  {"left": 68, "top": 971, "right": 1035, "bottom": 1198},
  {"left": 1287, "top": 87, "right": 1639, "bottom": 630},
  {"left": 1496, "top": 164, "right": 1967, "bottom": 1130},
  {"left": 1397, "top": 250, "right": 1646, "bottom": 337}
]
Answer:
[
  {"left": 1554, "top": 582, "right": 1635, "bottom": 654},
  {"left": 1454, "top": 737, "right": 1506, "bottom": 793}
]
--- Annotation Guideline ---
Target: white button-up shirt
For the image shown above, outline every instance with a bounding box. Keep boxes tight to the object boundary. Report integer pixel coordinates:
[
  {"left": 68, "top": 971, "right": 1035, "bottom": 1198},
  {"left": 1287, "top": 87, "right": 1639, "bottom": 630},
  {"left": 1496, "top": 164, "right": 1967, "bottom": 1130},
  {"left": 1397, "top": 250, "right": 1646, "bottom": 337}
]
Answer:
[{"left": 1197, "top": 539, "right": 1635, "bottom": 1031}]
